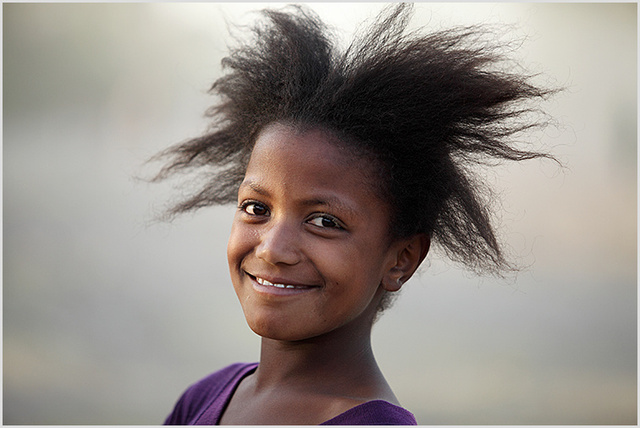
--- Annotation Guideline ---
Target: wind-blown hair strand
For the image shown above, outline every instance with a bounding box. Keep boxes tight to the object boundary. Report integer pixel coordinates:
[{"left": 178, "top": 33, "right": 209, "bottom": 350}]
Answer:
[{"left": 152, "top": 3, "right": 558, "bottom": 278}]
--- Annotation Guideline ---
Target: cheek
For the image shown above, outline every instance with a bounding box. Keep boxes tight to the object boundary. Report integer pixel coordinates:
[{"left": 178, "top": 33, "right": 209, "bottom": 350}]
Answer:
[
  {"left": 227, "top": 221, "right": 257, "bottom": 313},
  {"left": 321, "top": 235, "right": 386, "bottom": 277},
  {"left": 227, "top": 217, "right": 253, "bottom": 270},
  {"left": 314, "top": 243, "right": 383, "bottom": 299}
]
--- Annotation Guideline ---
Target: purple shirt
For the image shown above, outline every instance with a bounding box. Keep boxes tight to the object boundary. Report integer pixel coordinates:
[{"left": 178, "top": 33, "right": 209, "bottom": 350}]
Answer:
[{"left": 164, "top": 363, "right": 417, "bottom": 425}]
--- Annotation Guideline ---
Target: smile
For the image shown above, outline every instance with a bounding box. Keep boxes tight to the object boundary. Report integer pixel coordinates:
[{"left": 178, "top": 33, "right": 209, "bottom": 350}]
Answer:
[
  {"left": 254, "top": 275, "right": 311, "bottom": 289},
  {"left": 246, "top": 272, "right": 319, "bottom": 295}
]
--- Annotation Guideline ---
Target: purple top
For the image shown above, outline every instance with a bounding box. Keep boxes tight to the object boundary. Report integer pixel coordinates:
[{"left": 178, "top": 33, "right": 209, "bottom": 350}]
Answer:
[{"left": 164, "top": 363, "right": 417, "bottom": 425}]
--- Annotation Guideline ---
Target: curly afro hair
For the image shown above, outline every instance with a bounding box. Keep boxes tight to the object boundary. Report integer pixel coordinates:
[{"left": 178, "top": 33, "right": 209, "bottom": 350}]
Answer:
[{"left": 152, "top": 3, "right": 557, "bottom": 279}]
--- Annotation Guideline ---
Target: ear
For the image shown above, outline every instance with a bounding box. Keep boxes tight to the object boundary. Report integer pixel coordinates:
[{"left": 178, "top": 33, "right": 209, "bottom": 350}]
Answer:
[{"left": 381, "top": 233, "right": 430, "bottom": 292}]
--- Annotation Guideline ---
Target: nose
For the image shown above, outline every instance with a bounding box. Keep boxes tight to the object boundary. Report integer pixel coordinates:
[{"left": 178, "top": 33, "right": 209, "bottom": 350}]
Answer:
[{"left": 255, "top": 218, "right": 301, "bottom": 266}]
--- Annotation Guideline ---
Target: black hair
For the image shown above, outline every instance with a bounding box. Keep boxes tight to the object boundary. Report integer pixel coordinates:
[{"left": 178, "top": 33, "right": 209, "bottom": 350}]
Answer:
[{"left": 152, "top": 4, "right": 557, "bottom": 280}]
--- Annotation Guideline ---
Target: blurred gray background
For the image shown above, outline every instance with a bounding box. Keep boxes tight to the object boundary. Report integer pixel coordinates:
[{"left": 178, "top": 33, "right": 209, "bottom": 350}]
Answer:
[{"left": 3, "top": 3, "right": 636, "bottom": 425}]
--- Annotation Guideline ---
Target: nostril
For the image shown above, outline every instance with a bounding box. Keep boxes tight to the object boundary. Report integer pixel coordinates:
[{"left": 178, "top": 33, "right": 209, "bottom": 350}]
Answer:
[{"left": 255, "top": 227, "right": 301, "bottom": 266}]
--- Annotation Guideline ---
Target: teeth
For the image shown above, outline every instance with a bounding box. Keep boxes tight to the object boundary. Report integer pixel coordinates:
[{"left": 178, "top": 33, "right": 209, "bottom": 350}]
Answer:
[{"left": 255, "top": 276, "right": 298, "bottom": 289}]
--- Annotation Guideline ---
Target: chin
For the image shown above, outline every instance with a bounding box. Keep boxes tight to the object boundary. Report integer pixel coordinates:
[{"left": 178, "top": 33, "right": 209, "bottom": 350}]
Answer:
[
  {"left": 246, "top": 319, "right": 308, "bottom": 342},
  {"left": 243, "top": 311, "right": 326, "bottom": 342}
]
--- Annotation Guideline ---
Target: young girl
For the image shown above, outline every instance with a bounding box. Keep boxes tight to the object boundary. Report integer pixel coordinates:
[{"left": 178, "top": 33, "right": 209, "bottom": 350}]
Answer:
[{"left": 156, "top": 4, "right": 555, "bottom": 425}]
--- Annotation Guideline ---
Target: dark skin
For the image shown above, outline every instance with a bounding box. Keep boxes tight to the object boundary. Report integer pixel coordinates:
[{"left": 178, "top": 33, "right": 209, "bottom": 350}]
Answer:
[
  {"left": 219, "top": 301, "right": 393, "bottom": 425},
  {"left": 221, "top": 123, "right": 429, "bottom": 425}
]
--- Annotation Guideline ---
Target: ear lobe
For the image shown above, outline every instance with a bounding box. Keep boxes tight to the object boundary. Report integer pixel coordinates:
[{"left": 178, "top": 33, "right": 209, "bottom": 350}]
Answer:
[{"left": 382, "top": 234, "right": 430, "bottom": 292}]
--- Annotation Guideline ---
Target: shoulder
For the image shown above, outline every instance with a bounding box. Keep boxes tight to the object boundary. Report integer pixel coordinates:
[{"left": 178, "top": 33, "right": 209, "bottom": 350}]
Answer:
[
  {"left": 163, "top": 362, "right": 258, "bottom": 425},
  {"left": 321, "top": 400, "right": 417, "bottom": 426}
]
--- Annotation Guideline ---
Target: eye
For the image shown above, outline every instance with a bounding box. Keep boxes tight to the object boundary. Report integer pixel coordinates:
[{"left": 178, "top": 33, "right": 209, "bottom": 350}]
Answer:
[
  {"left": 307, "top": 214, "right": 344, "bottom": 230},
  {"left": 240, "top": 201, "right": 269, "bottom": 217}
]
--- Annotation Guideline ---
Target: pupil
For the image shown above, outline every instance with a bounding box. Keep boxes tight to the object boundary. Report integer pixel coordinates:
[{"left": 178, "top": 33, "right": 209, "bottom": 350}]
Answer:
[{"left": 322, "top": 217, "right": 334, "bottom": 227}]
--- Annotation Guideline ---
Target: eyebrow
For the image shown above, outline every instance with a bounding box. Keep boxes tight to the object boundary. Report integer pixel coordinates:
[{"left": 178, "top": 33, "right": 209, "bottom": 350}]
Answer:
[
  {"left": 300, "top": 197, "right": 359, "bottom": 219},
  {"left": 239, "top": 180, "right": 359, "bottom": 219},
  {"left": 240, "top": 180, "right": 269, "bottom": 196}
]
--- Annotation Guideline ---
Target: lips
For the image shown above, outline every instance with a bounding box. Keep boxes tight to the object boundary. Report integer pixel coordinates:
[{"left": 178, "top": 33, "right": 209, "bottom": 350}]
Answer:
[
  {"left": 255, "top": 276, "right": 306, "bottom": 289},
  {"left": 247, "top": 272, "right": 318, "bottom": 291}
]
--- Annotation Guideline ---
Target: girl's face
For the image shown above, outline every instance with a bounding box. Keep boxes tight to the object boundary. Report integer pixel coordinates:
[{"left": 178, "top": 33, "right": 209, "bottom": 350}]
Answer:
[{"left": 227, "top": 123, "right": 404, "bottom": 341}]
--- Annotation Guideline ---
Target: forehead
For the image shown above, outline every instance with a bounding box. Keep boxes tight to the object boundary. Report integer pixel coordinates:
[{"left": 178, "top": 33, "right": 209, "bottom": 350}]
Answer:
[
  {"left": 246, "top": 123, "right": 374, "bottom": 187},
  {"left": 251, "top": 123, "right": 355, "bottom": 163},
  {"left": 242, "top": 122, "right": 389, "bottom": 210}
]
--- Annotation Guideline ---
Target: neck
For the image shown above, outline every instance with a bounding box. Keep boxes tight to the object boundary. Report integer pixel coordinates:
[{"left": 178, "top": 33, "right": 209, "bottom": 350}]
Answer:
[{"left": 253, "top": 316, "right": 388, "bottom": 399}]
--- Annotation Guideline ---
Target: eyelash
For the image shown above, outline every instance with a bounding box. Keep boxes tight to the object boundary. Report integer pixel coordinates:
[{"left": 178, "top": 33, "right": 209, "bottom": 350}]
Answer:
[
  {"left": 238, "top": 200, "right": 269, "bottom": 216},
  {"left": 238, "top": 201, "right": 345, "bottom": 230},
  {"left": 307, "top": 214, "right": 344, "bottom": 230}
]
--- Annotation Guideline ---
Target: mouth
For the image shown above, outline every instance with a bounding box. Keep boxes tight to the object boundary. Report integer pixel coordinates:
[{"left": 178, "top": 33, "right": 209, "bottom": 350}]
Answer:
[{"left": 246, "top": 273, "right": 319, "bottom": 294}]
